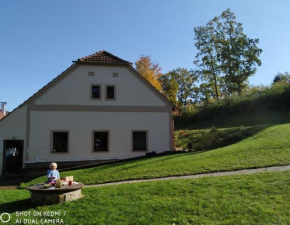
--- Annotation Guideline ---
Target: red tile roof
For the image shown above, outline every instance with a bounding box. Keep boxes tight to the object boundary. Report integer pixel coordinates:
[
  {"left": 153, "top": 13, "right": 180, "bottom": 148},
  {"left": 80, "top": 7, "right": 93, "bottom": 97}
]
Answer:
[{"left": 75, "top": 50, "right": 131, "bottom": 64}]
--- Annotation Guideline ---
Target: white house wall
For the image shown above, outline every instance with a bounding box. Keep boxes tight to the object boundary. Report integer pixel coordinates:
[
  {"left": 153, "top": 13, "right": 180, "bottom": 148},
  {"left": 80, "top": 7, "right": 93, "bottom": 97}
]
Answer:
[
  {"left": 28, "top": 111, "right": 171, "bottom": 163},
  {"left": 35, "top": 66, "right": 166, "bottom": 107},
  {"left": 0, "top": 106, "right": 27, "bottom": 175}
]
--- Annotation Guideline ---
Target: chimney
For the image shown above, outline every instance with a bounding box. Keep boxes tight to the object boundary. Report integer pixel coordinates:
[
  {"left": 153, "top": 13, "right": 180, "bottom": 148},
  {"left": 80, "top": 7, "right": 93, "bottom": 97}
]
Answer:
[{"left": 1, "top": 102, "right": 6, "bottom": 116}]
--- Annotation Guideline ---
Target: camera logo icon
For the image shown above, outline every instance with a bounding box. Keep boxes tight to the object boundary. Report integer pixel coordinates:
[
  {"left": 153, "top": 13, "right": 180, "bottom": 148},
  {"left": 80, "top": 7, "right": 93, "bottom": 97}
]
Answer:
[{"left": 0, "top": 213, "right": 11, "bottom": 223}]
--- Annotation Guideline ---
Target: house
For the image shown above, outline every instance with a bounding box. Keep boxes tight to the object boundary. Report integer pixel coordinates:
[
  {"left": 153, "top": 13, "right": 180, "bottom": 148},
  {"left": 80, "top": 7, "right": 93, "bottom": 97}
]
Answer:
[{"left": 0, "top": 51, "right": 176, "bottom": 176}]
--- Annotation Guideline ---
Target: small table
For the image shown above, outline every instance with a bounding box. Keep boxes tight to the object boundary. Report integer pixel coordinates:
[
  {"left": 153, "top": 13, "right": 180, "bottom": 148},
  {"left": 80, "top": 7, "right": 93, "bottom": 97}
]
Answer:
[{"left": 27, "top": 183, "right": 84, "bottom": 205}]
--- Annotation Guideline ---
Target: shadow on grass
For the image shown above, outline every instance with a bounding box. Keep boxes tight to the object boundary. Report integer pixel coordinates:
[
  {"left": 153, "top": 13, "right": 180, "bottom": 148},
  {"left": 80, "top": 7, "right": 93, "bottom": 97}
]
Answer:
[
  {"left": 0, "top": 178, "right": 25, "bottom": 187},
  {"left": 80, "top": 153, "right": 195, "bottom": 172},
  {"left": 0, "top": 198, "right": 36, "bottom": 214},
  {"left": 176, "top": 124, "right": 277, "bottom": 153}
]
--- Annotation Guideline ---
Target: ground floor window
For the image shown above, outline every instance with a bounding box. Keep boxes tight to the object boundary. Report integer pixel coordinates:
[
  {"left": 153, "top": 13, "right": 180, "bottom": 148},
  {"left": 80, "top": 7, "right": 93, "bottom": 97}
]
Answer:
[
  {"left": 52, "top": 131, "right": 69, "bottom": 153},
  {"left": 93, "top": 131, "right": 109, "bottom": 151},
  {"left": 132, "top": 131, "right": 147, "bottom": 151}
]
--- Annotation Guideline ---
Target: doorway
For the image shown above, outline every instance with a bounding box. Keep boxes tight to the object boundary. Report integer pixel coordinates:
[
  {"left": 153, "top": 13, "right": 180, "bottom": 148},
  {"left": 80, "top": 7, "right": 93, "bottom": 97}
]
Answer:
[{"left": 2, "top": 140, "right": 24, "bottom": 176}]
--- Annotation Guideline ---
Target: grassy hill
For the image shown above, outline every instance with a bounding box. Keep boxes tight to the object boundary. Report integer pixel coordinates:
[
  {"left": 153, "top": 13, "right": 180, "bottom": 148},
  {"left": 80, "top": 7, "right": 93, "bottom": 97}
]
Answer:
[
  {"left": 4, "top": 171, "right": 290, "bottom": 224},
  {"left": 21, "top": 123, "right": 290, "bottom": 187}
]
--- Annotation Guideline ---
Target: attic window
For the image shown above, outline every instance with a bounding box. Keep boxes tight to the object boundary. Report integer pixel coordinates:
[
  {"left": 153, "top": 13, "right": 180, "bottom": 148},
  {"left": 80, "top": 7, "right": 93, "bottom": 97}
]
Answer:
[
  {"left": 88, "top": 72, "right": 95, "bottom": 76},
  {"left": 113, "top": 72, "right": 118, "bottom": 77}
]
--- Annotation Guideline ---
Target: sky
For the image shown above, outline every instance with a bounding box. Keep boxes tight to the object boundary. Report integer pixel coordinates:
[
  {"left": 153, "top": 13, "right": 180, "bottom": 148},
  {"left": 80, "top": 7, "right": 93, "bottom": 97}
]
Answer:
[{"left": 1, "top": 0, "right": 290, "bottom": 111}]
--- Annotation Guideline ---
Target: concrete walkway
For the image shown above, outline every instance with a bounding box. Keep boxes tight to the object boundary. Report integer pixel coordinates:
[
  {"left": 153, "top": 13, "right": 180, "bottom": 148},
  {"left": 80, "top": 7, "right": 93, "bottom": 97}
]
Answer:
[
  {"left": 85, "top": 165, "right": 290, "bottom": 188},
  {"left": 1, "top": 165, "right": 289, "bottom": 190}
]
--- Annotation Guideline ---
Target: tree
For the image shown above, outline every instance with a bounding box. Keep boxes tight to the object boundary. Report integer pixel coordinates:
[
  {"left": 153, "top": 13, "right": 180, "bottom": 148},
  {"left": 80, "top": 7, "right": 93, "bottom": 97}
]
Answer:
[
  {"left": 273, "top": 72, "right": 290, "bottom": 84},
  {"left": 194, "top": 8, "right": 262, "bottom": 97},
  {"left": 135, "top": 55, "right": 162, "bottom": 91},
  {"left": 196, "top": 82, "right": 217, "bottom": 105},
  {"left": 160, "top": 77, "right": 179, "bottom": 105},
  {"left": 217, "top": 9, "right": 262, "bottom": 95},
  {"left": 194, "top": 21, "right": 222, "bottom": 101},
  {"left": 159, "top": 68, "right": 198, "bottom": 107}
]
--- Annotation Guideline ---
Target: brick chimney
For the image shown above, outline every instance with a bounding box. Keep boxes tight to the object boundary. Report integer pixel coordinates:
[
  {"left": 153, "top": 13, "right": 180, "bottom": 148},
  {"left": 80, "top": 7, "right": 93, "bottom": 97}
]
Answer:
[{"left": 1, "top": 102, "right": 6, "bottom": 116}]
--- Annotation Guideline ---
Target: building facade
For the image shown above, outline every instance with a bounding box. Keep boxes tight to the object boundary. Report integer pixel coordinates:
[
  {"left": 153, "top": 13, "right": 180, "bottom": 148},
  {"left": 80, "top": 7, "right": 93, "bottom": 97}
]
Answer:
[{"left": 0, "top": 51, "right": 175, "bottom": 176}]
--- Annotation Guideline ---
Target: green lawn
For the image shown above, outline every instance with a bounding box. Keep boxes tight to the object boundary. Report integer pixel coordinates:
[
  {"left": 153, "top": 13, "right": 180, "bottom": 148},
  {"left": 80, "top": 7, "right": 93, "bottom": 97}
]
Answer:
[
  {"left": 3, "top": 171, "right": 290, "bottom": 225},
  {"left": 21, "top": 124, "right": 290, "bottom": 187}
]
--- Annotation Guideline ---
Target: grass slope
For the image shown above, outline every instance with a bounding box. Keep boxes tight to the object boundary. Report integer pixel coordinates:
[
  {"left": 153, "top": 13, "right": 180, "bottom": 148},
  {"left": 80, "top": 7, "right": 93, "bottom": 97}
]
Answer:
[
  {"left": 21, "top": 124, "right": 290, "bottom": 187},
  {"left": 3, "top": 171, "right": 290, "bottom": 225},
  {"left": 174, "top": 124, "right": 267, "bottom": 150}
]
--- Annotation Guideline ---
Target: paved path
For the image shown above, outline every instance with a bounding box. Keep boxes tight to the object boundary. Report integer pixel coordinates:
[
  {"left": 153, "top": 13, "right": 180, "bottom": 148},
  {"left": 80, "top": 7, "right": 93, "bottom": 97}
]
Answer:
[
  {"left": 1, "top": 165, "right": 289, "bottom": 190},
  {"left": 85, "top": 165, "right": 290, "bottom": 188}
]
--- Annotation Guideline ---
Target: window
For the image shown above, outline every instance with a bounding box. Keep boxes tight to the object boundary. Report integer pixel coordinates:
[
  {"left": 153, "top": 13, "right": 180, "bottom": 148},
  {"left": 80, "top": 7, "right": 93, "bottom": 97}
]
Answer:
[
  {"left": 93, "top": 132, "right": 109, "bottom": 151},
  {"left": 52, "top": 132, "right": 69, "bottom": 153},
  {"left": 91, "top": 85, "right": 101, "bottom": 99},
  {"left": 106, "top": 85, "right": 115, "bottom": 100},
  {"left": 132, "top": 131, "right": 147, "bottom": 151}
]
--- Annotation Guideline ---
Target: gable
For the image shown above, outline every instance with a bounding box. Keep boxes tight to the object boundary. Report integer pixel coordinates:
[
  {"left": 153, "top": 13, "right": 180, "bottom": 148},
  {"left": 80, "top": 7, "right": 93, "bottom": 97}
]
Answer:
[{"left": 34, "top": 64, "right": 168, "bottom": 107}]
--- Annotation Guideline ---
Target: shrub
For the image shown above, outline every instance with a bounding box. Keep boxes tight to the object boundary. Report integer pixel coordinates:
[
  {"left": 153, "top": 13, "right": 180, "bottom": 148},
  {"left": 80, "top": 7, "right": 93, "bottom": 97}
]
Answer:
[
  {"left": 239, "top": 125, "right": 245, "bottom": 139},
  {"left": 195, "top": 126, "right": 222, "bottom": 151},
  {"left": 193, "top": 126, "right": 252, "bottom": 151},
  {"left": 175, "top": 83, "right": 290, "bottom": 126}
]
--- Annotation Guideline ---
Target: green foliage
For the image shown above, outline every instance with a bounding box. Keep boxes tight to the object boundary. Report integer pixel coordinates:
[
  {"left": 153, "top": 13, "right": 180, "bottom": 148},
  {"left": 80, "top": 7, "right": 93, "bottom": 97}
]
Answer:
[
  {"left": 159, "top": 76, "right": 179, "bottom": 105},
  {"left": 159, "top": 68, "right": 198, "bottom": 108},
  {"left": 217, "top": 9, "right": 262, "bottom": 95},
  {"left": 239, "top": 125, "right": 245, "bottom": 138},
  {"left": 194, "top": 18, "right": 222, "bottom": 101},
  {"left": 194, "top": 8, "right": 262, "bottom": 98},
  {"left": 176, "top": 83, "right": 290, "bottom": 126},
  {"left": 195, "top": 126, "right": 222, "bottom": 151},
  {"left": 167, "top": 78, "right": 179, "bottom": 105},
  {"left": 195, "top": 82, "right": 217, "bottom": 105},
  {"left": 272, "top": 72, "right": 290, "bottom": 84}
]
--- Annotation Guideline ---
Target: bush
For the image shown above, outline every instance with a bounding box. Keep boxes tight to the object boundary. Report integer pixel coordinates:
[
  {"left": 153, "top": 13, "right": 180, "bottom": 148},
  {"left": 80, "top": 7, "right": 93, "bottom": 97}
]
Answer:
[
  {"left": 195, "top": 126, "right": 222, "bottom": 151},
  {"left": 175, "top": 83, "right": 290, "bottom": 126},
  {"left": 193, "top": 126, "right": 252, "bottom": 151}
]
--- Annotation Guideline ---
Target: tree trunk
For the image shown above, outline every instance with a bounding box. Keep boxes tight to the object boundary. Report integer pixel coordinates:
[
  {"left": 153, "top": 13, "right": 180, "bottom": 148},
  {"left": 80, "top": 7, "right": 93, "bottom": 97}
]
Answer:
[
  {"left": 237, "top": 83, "right": 242, "bottom": 95},
  {"left": 214, "top": 76, "right": 219, "bottom": 101}
]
